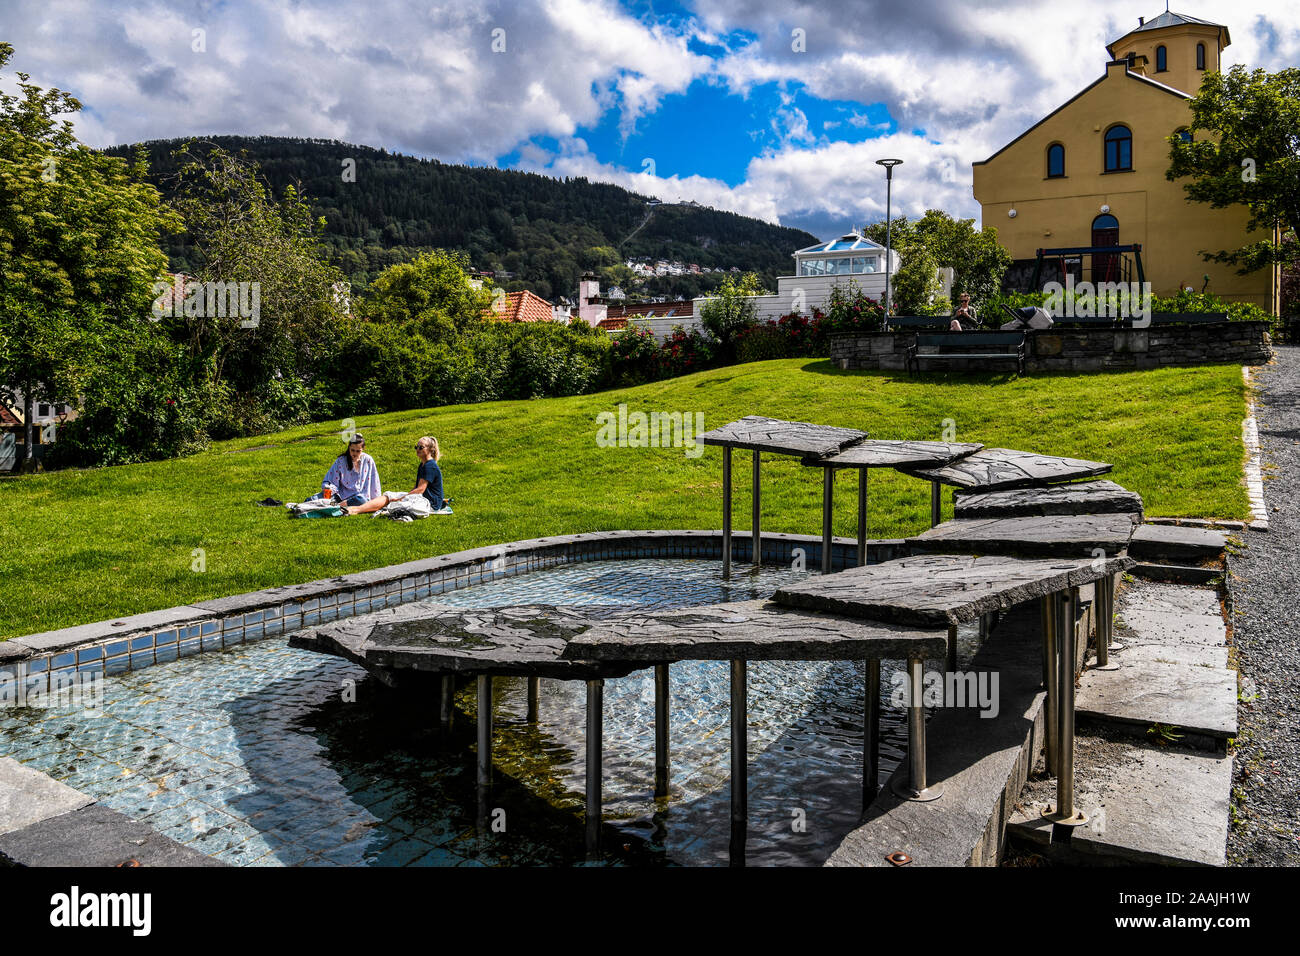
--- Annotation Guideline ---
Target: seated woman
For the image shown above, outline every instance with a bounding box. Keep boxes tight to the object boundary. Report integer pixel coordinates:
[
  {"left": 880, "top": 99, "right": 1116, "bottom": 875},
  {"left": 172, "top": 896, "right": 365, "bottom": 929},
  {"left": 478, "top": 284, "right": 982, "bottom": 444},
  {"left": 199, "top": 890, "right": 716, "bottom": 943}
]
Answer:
[
  {"left": 949, "top": 293, "right": 977, "bottom": 331},
  {"left": 310, "top": 433, "right": 381, "bottom": 507},
  {"left": 343, "top": 436, "right": 445, "bottom": 516}
]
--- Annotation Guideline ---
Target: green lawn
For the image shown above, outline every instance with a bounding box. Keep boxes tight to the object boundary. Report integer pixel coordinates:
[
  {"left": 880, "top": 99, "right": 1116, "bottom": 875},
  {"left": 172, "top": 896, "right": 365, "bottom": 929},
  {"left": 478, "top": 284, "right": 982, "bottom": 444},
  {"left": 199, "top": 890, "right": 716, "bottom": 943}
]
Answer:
[{"left": 0, "top": 359, "right": 1248, "bottom": 639}]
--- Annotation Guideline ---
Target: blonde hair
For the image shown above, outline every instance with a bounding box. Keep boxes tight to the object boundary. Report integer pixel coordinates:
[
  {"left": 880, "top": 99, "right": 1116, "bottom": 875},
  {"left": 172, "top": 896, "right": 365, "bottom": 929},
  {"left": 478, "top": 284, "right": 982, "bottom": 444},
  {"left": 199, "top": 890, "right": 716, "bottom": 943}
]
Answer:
[{"left": 418, "top": 436, "right": 441, "bottom": 461}]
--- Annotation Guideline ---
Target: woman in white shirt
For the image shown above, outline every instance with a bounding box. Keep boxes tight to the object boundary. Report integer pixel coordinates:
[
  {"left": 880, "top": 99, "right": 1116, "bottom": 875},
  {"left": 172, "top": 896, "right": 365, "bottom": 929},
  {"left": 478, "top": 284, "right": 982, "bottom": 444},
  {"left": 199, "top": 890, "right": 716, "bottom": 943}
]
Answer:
[{"left": 311, "top": 433, "right": 381, "bottom": 507}]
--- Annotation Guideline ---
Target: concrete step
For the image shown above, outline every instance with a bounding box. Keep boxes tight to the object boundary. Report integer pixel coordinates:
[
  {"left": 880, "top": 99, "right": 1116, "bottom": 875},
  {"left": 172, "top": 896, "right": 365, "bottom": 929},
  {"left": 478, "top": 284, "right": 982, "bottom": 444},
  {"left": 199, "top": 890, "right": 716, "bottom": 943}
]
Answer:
[
  {"left": 1076, "top": 659, "right": 1237, "bottom": 752},
  {"left": 1131, "top": 563, "right": 1222, "bottom": 585},
  {"left": 1130, "top": 524, "right": 1226, "bottom": 565},
  {"left": 1008, "top": 733, "right": 1231, "bottom": 866}
]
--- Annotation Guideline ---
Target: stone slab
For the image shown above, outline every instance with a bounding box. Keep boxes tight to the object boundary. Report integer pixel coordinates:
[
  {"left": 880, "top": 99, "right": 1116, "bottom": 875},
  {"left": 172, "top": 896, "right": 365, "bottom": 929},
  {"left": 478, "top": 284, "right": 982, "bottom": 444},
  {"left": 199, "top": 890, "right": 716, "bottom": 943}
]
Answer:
[
  {"left": 953, "top": 480, "right": 1143, "bottom": 519},
  {"left": 1076, "top": 658, "right": 1237, "bottom": 741},
  {"left": 907, "top": 513, "right": 1139, "bottom": 558},
  {"left": 293, "top": 603, "right": 642, "bottom": 680},
  {"left": 807, "top": 440, "right": 983, "bottom": 470},
  {"left": 1101, "top": 582, "right": 1229, "bottom": 669},
  {"left": 905, "top": 447, "right": 1113, "bottom": 491},
  {"left": 1130, "top": 524, "right": 1227, "bottom": 563},
  {"left": 826, "top": 601, "right": 1049, "bottom": 867},
  {"left": 698, "top": 415, "right": 868, "bottom": 457},
  {"left": 0, "top": 803, "right": 222, "bottom": 867},
  {"left": 1009, "top": 738, "right": 1230, "bottom": 866},
  {"left": 0, "top": 757, "right": 95, "bottom": 836},
  {"left": 771, "top": 554, "right": 1133, "bottom": 627},
  {"left": 562, "top": 600, "right": 948, "bottom": 662}
]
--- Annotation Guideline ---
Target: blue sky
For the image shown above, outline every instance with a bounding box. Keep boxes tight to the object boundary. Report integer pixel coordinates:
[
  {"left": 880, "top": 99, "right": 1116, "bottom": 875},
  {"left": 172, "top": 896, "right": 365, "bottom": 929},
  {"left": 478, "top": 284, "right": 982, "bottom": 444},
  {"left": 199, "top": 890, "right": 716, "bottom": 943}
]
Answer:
[{"left": 1, "top": 1, "right": 1295, "bottom": 239}]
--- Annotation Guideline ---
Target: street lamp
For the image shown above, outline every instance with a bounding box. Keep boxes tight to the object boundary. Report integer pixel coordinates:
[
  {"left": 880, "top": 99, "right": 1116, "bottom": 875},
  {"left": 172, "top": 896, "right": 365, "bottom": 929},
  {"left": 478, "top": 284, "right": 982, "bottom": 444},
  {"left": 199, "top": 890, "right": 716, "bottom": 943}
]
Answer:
[{"left": 875, "top": 158, "right": 903, "bottom": 328}]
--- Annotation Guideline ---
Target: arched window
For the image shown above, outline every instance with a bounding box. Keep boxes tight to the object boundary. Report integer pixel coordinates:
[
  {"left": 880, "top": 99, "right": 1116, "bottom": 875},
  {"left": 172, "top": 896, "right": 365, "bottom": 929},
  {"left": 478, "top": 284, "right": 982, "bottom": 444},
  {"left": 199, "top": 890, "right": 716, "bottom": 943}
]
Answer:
[
  {"left": 1104, "top": 125, "right": 1132, "bottom": 171},
  {"left": 1047, "top": 143, "right": 1066, "bottom": 178},
  {"left": 1155, "top": 45, "right": 1168, "bottom": 72},
  {"left": 1197, "top": 43, "right": 1206, "bottom": 70}
]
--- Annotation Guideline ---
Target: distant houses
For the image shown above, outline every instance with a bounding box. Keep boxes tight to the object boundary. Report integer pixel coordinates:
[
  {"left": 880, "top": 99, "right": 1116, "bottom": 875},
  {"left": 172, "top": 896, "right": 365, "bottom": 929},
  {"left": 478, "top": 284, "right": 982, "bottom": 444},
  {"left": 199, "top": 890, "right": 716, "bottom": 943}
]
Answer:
[{"left": 477, "top": 229, "right": 901, "bottom": 342}]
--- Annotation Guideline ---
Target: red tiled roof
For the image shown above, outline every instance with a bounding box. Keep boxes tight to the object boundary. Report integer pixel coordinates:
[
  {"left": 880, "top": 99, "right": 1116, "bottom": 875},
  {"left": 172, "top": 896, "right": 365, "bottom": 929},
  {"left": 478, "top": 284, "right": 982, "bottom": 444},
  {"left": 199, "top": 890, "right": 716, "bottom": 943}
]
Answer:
[
  {"left": 0, "top": 403, "right": 20, "bottom": 428},
  {"left": 486, "top": 290, "right": 554, "bottom": 323},
  {"left": 597, "top": 317, "right": 628, "bottom": 331}
]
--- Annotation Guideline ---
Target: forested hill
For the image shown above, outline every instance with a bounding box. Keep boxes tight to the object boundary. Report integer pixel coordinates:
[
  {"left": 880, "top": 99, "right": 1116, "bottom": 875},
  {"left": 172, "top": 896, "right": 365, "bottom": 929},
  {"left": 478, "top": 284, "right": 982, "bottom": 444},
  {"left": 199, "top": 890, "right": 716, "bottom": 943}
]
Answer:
[{"left": 104, "top": 136, "right": 818, "bottom": 300}]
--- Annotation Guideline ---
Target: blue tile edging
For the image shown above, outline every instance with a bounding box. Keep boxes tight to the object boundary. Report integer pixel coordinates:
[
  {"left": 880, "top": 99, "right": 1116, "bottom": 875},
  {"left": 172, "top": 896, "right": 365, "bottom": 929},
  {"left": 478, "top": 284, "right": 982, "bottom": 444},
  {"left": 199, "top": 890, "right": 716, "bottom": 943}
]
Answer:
[{"left": 0, "top": 530, "right": 909, "bottom": 684}]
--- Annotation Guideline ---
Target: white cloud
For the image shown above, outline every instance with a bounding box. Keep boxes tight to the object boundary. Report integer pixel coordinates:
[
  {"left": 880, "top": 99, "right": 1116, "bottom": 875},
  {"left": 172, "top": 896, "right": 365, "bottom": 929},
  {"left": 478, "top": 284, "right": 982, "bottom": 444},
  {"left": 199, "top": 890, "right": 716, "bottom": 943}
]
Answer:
[{"left": 1, "top": 0, "right": 1294, "bottom": 238}]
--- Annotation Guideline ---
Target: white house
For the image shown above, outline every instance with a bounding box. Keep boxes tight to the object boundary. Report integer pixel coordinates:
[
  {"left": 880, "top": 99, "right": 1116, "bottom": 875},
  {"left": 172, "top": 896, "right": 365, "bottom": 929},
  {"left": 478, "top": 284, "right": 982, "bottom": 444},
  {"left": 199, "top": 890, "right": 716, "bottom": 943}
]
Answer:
[
  {"left": 687, "top": 231, "right": 902, "bottom": 335},
  {"left": 574, "top": 230, "right": 902, "bottom": 342}
]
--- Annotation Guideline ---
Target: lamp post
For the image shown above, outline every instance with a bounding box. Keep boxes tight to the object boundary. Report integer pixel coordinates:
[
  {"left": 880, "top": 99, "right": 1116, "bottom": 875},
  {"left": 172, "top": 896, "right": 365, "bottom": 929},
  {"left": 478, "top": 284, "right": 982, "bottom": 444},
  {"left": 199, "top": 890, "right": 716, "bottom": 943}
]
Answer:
[{"left": 875, "top": 158, "right": 903, "bottom": 329}]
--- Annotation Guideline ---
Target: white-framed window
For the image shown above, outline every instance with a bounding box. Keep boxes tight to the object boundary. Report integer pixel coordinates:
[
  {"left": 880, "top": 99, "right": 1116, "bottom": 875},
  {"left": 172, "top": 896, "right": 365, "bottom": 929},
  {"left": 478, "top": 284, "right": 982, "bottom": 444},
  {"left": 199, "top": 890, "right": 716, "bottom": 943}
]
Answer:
[{"left": 800, "top": 256, "right": 880, "bottom": 276}]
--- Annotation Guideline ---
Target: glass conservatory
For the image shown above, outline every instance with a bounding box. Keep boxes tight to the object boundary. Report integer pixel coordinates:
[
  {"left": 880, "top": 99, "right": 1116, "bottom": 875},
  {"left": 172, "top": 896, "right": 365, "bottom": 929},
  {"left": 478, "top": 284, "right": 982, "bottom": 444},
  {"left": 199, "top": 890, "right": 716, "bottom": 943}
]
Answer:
[{"left": 793, "top": 233, "right": 891, "bottom": 277}]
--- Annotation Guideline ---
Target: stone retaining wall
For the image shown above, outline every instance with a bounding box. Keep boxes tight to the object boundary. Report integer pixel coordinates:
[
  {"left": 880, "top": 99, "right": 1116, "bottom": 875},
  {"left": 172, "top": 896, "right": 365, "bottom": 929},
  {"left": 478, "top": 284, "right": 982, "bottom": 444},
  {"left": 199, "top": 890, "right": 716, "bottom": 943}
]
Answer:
[
  {"left": 830, "top": 321, "right": 1273, "bottom": 373},
  {"left": 0, "top": 530, "right": 909, "bottom": 682}
]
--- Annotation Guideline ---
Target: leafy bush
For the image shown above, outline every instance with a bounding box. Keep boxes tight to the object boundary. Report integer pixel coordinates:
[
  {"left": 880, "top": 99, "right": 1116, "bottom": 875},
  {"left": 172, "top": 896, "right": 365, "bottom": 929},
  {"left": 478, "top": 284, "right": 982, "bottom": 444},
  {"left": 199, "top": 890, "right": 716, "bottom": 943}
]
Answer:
[
  {"left": 698, "top": 272, "right": 765, "bottom": 359},
  {"left": 823, "top": 285, "right": 887, "bottom": 333},
  {"left": 657, "top": 325, "right": 717, "bottom": 377},
  {"left": 608, "top": 321, "right": 661, "bottom": 385},
  {"left": 46, "top": 320, "right": 215, "bottom": 467}
]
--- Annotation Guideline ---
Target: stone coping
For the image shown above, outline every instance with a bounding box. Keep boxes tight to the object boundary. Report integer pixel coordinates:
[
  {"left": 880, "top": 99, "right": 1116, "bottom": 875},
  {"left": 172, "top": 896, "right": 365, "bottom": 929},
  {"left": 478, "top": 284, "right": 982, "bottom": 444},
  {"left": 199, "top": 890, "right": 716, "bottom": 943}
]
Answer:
[{"left": 0, "top": 530, "right": 909, "bottom": 684}]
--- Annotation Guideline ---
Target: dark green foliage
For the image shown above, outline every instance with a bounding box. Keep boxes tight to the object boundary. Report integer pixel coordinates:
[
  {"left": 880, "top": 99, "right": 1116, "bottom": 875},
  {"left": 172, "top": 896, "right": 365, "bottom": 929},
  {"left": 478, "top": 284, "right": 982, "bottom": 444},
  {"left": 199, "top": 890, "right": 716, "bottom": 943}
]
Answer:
[
  {"left": 1167, "top": 66, "right": 1300, "bottom": 274},
  {"left": 43, "top": 314, "right": 215, "bottom": 467},
  {"left": 102, "top": 136, "right": 819, "bottom": 297},
  {"left": 319, "top": 318, "right": 613, "bottom": 417}
]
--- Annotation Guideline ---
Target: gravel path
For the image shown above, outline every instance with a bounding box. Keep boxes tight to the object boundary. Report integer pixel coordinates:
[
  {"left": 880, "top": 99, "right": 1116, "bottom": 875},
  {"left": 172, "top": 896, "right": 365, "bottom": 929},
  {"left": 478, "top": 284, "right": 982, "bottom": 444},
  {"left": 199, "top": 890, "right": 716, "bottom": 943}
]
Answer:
[{"left": 1227, "top": 346, "right": 1300, "bottom": 866}]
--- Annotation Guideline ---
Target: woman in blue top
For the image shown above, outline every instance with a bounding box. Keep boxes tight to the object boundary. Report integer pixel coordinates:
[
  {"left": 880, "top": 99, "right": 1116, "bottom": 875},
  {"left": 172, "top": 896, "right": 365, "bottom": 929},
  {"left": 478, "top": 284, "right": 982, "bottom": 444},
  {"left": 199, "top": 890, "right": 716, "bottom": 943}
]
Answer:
[
  {"left": 344, "top": 436, "right": 444, "bottom": 515},
  {"left": 310, "top": 433, "right": 381, "bottom": 507}
]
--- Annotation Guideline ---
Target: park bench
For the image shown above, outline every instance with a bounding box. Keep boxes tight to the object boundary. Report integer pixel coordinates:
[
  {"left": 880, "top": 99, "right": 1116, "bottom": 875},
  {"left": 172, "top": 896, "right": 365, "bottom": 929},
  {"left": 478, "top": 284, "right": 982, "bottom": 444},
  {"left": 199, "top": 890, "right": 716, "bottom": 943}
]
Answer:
[
  {"left": 906, "top": 331, "right": 1027, "bottom": 376},
  {"left": 889, "top": 315, "right": 953, "bottom": 330}
]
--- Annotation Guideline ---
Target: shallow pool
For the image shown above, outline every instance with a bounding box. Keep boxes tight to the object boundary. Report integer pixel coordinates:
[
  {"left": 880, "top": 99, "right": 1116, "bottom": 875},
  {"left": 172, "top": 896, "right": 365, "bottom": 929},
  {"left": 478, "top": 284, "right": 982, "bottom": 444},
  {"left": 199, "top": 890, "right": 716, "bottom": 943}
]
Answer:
[{"left": 0, "top": 558, "right": 969, "bottom": 866}]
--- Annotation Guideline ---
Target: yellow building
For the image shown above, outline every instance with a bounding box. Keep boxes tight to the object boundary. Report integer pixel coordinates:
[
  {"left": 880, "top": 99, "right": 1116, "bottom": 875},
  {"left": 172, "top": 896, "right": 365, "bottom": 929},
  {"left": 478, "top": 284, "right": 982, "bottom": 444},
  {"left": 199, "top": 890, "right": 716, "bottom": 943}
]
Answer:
[{"left": 973, "top": 10, "right": 1279, "bottom": 313}]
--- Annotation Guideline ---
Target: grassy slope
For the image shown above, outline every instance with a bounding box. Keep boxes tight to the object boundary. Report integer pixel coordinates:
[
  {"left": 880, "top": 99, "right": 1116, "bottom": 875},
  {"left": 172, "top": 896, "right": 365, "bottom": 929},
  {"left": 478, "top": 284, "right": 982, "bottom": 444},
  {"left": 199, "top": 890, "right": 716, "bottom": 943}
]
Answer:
[{"left": 0, "top": 360, "right": 1247, "bottom": 639}]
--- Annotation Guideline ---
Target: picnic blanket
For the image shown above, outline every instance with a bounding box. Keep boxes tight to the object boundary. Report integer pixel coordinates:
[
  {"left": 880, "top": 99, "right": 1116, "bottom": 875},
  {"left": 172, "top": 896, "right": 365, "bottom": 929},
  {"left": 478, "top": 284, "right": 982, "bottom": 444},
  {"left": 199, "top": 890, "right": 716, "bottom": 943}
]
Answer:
[
  {"left": 286, "top": 498, "right": 346, "bottom": 518},
  {"left": 373, "top": 492, "right": 454, "bottom": 522}
]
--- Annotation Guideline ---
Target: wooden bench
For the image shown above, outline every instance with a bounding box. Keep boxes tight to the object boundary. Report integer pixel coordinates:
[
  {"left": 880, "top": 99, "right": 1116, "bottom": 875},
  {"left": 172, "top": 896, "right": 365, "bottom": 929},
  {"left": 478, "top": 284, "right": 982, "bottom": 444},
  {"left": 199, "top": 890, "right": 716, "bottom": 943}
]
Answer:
[{"left": 907, "top": 331, "right": 1027, "bottom": 376}]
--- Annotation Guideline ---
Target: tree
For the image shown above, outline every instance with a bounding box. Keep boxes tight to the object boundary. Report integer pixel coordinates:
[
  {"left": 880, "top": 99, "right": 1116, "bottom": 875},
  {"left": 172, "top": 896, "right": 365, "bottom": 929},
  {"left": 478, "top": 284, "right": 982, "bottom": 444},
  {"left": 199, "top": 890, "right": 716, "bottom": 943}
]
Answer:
[
  {"left": 866, "top": 210, "right": 1011, "bottom": 315},
  {"left": 166, "top": 142, "right": 346, "bottom": 427},
  {"left": 699, "top": 272, "right": 765, "bottom": 358},
  {"left": 1167, "top": 65, "right": 1300, "bottom": 274},
  {"left": 0, "top": 42, "right": 178, "bottom": 469},
  {"left": 358, "top": 249, "right": 492, "bottom": 340}
]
